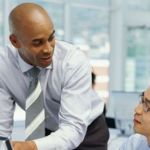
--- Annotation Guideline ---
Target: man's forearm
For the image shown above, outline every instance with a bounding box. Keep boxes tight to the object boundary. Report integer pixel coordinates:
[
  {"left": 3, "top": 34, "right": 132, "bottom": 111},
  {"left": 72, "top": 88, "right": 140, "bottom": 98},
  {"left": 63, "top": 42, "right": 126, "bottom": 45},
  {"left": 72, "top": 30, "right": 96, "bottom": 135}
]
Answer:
[{"left": 12, "top": 140, "right": 37, "bottom": 150}]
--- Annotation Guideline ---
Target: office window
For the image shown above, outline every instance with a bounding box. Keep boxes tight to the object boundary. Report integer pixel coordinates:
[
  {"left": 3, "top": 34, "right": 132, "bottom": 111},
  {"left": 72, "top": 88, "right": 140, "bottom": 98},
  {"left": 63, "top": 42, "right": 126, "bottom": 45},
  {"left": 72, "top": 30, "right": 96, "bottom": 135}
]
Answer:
[
  {"left": 71, "top": 4, "right": 109, "bottom": 60},
  {"left": 74, "top": 0, "right": 109, "bottom": 6},
  {"left": 125, "top": 27, "right": 150, "bottom": 91},
  {"left": 70, "top": 1, "right": 110, "bottom": 99},
  {"left": 124, "top": 0, "right": 150, "bottom": 92},
  {"left": 128, "top": 0, "right": 150, "bottom": 11}
]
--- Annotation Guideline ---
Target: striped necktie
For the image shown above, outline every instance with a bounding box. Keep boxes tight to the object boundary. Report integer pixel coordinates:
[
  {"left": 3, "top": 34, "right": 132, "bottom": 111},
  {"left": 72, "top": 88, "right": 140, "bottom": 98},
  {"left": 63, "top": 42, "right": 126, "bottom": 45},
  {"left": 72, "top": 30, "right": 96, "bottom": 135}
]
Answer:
[{"left": 25, "top": 67, "right": 45, "bottom": 140}]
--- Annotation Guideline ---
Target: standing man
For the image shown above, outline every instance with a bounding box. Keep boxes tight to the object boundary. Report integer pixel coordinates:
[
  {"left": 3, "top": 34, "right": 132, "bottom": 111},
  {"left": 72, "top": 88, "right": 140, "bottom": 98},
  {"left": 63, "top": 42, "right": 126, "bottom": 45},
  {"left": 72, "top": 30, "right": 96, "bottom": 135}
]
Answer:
[{"left": 0, "top": 3, "right": 109, "bottom": 150}]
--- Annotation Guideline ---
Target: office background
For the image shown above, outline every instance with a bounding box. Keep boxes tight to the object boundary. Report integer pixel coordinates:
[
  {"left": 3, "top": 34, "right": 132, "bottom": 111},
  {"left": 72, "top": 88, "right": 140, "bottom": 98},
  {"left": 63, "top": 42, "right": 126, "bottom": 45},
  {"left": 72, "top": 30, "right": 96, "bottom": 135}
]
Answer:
[{"left": 0, "top": 0, "right": 150, "bottom": 148}]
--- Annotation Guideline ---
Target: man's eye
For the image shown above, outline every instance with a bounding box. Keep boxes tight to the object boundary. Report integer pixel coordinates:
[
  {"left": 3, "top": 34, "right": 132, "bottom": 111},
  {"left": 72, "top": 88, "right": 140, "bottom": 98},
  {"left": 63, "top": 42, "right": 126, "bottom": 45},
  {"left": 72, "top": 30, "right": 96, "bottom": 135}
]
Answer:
[{"left": 33, "top": 41, "right": 43, "bottom": 46}]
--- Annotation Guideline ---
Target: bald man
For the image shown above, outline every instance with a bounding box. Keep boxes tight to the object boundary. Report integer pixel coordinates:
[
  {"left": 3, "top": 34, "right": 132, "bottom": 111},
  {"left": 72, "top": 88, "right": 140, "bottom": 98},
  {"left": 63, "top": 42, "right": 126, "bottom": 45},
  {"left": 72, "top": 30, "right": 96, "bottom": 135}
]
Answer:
[{"left": 0, "top": 3, "right": 109, "bottom": 150}]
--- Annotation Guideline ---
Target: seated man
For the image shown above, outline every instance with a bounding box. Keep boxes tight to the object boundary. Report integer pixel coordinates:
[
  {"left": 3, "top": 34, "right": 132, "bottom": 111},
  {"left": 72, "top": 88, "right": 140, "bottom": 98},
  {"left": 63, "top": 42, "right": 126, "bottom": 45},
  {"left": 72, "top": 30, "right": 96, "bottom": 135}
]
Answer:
[{"left": 119, "top": 87, "right": 150, "bottom": 150}]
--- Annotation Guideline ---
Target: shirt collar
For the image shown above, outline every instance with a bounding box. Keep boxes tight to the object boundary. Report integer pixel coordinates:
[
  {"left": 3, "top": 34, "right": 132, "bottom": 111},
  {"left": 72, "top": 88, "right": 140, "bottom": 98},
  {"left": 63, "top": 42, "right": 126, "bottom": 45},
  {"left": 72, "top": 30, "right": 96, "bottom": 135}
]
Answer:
[{"left": 17, "top": 53, "right": 53, "bottom": 73}]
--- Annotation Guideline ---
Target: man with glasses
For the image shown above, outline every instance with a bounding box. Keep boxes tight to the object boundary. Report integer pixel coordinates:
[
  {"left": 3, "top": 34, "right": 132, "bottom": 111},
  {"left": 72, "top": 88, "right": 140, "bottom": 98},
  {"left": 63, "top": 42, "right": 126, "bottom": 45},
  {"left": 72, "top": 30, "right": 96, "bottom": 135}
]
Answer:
[{"left": 119, "top": 87, "right": 150, "bottom": 150}]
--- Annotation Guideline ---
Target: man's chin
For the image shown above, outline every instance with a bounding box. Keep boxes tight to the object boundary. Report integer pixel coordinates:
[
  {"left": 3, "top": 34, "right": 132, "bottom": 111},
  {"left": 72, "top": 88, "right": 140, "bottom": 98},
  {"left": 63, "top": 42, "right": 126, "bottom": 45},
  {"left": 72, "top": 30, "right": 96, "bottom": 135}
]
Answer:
[
  {"left": 39, "top": 58, "right": 52, "bottom": 68},
  {"left": 39, "top": 61, "right": 52, "bottom": 68},
  {"left": 134, "top": 126, "right": 143, "bottom": 135}
]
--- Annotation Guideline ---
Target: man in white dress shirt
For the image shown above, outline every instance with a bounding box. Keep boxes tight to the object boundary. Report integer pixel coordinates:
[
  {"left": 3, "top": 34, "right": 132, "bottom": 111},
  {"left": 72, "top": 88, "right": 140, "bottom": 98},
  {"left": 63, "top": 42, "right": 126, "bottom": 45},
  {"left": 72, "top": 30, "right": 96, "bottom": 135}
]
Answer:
[
  {"left": 119, "top": 87, "right": 150, "bottom": 150},
  {"left": 0, "top": 2, "right": 109, "bottom": 150}
]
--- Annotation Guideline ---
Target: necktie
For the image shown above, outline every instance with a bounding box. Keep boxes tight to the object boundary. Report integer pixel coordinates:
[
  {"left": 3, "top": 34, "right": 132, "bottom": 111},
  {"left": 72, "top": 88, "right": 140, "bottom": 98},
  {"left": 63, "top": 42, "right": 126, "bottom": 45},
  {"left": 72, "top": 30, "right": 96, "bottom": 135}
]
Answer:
[{"left": 25, "top": 67, "right": 45, "bottom": 140}]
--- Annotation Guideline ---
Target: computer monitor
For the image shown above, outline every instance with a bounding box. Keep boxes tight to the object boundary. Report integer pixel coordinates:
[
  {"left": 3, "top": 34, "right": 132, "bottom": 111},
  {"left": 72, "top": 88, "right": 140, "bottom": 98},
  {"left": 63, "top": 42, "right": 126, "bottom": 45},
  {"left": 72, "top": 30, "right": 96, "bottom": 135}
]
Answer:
[{"left": 106, "top": 91, "right": 140, "bottom": 135}]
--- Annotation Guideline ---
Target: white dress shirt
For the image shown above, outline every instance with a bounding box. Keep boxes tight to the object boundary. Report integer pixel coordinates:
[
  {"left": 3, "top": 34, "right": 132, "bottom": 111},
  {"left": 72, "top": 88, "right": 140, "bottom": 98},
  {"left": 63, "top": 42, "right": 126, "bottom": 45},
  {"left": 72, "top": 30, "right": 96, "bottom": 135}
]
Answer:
[
  {"left": 0, "top": 40, "right": 104, "bottom": 150},
  {"left": 119, "top": 134, "right": 150, "bottom": 150}
]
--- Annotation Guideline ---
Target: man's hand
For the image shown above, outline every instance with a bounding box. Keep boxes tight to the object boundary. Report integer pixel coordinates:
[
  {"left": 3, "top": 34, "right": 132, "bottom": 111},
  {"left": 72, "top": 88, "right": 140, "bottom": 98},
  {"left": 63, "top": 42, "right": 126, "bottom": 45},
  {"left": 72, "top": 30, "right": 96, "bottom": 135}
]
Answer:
[{"left": 12, "top": 140, "right": 37, "bottom": 150}]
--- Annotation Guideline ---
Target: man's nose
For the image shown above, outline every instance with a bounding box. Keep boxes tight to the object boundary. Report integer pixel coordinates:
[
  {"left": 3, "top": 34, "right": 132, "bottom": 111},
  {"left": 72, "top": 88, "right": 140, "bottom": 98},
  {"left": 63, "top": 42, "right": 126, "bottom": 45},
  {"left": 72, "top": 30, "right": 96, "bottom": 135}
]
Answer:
[
  {"left": 43, "top": 41, "right": 53, "bottom": 53},
  {"left": 135, "top": 103, "right": 143, "bottom": 114}
]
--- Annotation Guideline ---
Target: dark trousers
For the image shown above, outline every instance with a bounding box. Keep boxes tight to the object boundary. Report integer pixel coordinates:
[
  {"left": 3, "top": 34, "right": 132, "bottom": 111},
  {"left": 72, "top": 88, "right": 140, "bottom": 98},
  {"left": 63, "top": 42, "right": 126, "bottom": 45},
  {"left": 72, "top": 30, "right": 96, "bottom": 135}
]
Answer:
[{"left": 45, "top": 114, "right": 109, "bottom": 150}]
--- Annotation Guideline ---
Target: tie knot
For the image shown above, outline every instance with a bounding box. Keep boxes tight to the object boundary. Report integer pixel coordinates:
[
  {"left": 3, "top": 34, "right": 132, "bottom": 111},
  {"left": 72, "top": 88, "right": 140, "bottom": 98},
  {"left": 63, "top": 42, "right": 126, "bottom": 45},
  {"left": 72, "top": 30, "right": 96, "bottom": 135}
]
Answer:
[{"left": 27, "top": 67, "right": 40, "bottom": 78}]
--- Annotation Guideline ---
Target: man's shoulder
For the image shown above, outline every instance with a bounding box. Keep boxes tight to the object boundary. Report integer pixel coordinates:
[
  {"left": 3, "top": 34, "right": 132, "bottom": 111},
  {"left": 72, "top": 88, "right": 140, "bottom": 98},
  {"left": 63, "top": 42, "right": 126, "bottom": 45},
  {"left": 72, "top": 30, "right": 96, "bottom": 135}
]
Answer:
[
  {"left": 129, "top": 133, "right": 146, "bottom": 141},
  {"left": 56, "top": 40, "right": 77, "bottom": 49},
  {"left": 0, "top": 44, "right": 17, "bottom": 59},
  {"left": 55, "top": 40, "right": 78, "bottom": 55},
  {"left": 55, "top": 40, "right": 87, "bottom": 60},
  {"left": 54, "top": 40, "right": 89, "bottom": 69},
  {"left": 120, "top": 134, "right": 148, "bottom": 150},
  {"left": 0, "top": 45, "right": 18, "bottom": 73}
]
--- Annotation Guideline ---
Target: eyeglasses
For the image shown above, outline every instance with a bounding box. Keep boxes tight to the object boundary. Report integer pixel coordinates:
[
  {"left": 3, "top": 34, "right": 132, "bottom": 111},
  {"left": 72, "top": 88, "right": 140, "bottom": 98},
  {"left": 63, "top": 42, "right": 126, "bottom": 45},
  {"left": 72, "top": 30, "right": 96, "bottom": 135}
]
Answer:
[{"left": 140, "top": 93, "right": 150, "bottom": 113}]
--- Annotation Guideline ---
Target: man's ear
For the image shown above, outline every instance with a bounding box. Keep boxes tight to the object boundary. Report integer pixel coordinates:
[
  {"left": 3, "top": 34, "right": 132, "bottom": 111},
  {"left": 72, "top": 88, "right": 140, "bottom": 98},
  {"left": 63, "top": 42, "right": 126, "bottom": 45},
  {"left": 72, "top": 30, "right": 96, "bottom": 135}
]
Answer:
[{"left": 9, "top": 34, "right": 21, "bottom": 48}]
